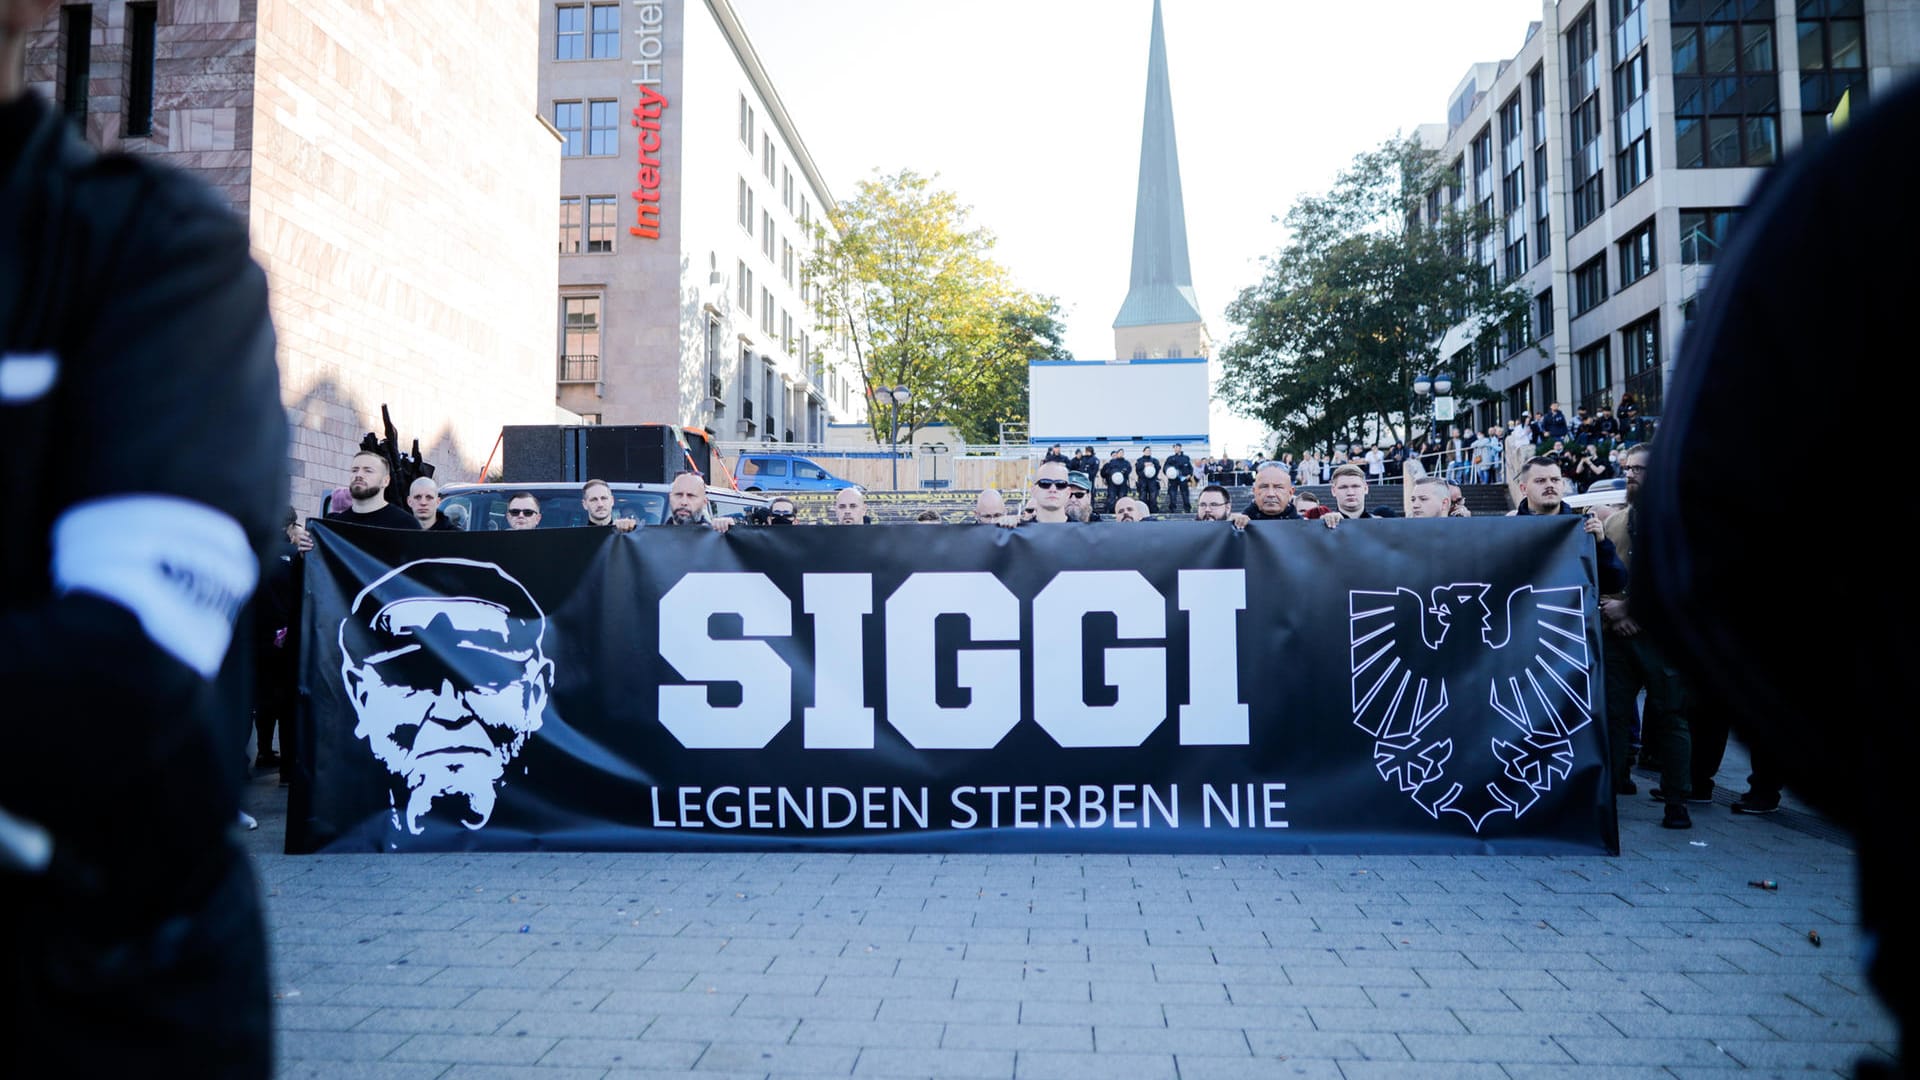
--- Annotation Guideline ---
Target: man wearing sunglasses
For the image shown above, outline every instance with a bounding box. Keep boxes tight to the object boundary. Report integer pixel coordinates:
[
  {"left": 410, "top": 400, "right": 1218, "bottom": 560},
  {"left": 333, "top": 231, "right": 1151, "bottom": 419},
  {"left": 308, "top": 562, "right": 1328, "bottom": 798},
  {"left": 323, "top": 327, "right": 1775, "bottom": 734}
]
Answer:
[
  {"left": 1001, "top": 461, "right": 1075, "bottom": 526},
  {"left": 504, "top": 492, "right": 543, "bottom": 530},
  {"left": 766, "top": 498, "right": 797, "bottom": 525},
  {"left": 1065, "top": 472, "right": 1100, "bottom": 522}
]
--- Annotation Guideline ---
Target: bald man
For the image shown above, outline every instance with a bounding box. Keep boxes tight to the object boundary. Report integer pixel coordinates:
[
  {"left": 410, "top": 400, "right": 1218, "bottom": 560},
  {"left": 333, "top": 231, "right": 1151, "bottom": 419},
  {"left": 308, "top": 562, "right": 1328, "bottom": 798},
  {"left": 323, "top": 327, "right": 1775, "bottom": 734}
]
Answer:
[
  {"left": 972, "top": 488, "right": 1007, "bottom": 525},
  {"left": 667, "top": 473, "right": 732, "bottom": 533},
  {"left": 833, "top": 487, "right": 868, "bottom": 525}
]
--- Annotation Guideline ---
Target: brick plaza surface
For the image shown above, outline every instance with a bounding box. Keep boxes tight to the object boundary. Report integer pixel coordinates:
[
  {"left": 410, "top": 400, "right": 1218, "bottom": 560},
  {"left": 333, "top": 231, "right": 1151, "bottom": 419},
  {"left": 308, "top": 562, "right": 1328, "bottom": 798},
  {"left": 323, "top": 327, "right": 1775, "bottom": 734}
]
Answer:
[{"left": 242, "top": 752, "right": 1896, "bottom": 1079}]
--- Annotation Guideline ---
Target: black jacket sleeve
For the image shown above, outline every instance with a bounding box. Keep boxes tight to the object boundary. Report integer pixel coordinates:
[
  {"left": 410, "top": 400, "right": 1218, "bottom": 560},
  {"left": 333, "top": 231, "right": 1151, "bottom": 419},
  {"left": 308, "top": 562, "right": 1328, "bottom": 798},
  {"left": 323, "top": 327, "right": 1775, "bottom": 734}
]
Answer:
[{"left": 2, "top": 124, "right": 285, "bottom": 855}]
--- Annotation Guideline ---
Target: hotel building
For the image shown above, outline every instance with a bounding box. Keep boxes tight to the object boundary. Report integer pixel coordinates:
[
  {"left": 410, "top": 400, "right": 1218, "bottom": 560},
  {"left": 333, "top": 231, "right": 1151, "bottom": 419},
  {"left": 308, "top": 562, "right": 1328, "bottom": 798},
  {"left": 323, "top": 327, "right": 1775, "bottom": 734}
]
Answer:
[{"left": 538, "top": 0, "right": 859, "bottom": 441}]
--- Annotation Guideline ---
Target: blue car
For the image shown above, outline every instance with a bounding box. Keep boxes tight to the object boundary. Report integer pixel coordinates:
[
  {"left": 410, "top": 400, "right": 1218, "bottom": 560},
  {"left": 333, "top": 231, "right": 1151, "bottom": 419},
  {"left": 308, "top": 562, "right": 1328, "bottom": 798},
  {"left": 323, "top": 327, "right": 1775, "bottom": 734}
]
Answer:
[{"left": 734, "top": 453, "right": 857, "bottom": 492}]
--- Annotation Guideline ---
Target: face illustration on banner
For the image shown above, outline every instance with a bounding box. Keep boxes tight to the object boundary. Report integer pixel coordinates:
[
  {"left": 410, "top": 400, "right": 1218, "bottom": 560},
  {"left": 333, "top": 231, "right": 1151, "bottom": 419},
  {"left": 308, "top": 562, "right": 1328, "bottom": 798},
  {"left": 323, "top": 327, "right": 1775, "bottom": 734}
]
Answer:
[
  {"left": 338, "top": 559, "right": 554, "bottom": 835},
  {"left": 1348, "top": 582, "right": 1594, "bottom": 832}
]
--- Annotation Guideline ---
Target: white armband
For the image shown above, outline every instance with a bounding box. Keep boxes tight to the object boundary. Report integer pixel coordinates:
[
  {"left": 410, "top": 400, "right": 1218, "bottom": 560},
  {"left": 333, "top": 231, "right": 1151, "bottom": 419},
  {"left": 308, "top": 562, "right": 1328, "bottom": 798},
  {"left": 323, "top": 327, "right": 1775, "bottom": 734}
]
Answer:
[{"left": 53, "top": 495, "right": 259, "bottom": 678}]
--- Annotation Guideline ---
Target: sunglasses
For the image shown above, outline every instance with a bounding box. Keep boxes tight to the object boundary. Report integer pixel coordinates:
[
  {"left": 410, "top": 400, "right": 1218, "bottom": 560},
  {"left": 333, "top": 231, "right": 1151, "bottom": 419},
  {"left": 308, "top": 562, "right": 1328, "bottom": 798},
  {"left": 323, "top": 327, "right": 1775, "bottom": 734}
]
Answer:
[
  {"left": 506, "top": 508, "right": 539, "bottom": 517},
  {"left": 1067, "top": 489, "right": 1087, "bottom": 498},
  {"left": 769, "top": 509, "right": 795, "bottom": 518},
  {"left": 1032, "top": 479, "right": 1072, "bottom": 490}
]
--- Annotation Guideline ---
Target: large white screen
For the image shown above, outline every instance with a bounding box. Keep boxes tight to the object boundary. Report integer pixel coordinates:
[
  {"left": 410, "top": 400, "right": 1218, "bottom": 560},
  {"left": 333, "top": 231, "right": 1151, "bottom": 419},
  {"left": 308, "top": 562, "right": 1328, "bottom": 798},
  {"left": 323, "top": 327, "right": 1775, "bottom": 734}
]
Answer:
[{"left": 1028, "top": 359, "right": 1211, "bottom": 445}]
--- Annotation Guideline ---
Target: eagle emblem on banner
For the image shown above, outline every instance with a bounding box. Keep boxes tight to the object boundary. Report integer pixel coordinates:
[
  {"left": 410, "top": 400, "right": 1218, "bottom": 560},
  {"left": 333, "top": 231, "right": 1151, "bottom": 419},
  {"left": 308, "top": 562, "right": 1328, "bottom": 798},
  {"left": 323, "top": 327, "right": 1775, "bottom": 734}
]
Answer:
[{"left": 1348, "top": 584, "right": 1593, "bottom": 831}]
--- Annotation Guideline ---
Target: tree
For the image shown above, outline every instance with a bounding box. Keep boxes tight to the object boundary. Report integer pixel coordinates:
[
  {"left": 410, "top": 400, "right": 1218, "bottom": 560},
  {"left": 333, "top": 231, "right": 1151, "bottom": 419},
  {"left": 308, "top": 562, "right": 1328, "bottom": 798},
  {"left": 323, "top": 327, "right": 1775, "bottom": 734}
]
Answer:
[
  {"left": 805, "top": 169, "right": 1057, "bottom": 447},
  {"left": 1217, "top": 136, "right": 1535, "bottom": 452},
  {"left": 942, "top": 300, "right": 1073, "bottom": 445}
]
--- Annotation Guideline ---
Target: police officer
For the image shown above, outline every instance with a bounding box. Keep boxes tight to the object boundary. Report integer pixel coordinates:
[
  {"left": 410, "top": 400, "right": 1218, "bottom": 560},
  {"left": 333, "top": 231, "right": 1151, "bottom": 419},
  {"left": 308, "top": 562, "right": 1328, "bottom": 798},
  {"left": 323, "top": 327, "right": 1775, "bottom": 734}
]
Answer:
[
  {"left": 1099, "top": 449, "right": 1132, "bottom": 514},
  {"left": 1162, "top": 443, "right": 1194, "bottom": 514},
  {"left": 4, "top": 5, "right": 283, "bottom": 1070},
  {"left": 1133, "top": 445, "right": 1162, "bottom": 514}
]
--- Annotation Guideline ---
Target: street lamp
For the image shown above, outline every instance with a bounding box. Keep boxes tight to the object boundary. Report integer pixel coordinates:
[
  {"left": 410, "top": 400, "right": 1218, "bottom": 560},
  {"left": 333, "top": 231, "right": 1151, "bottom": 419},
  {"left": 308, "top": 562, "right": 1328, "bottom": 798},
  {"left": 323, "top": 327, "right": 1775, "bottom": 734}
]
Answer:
[
  {"left": 886, "top": 385, "right": 911, "bottom": 491},
  {"left": 1413, "top": 373, "right": 1454, "bottom": 476}
]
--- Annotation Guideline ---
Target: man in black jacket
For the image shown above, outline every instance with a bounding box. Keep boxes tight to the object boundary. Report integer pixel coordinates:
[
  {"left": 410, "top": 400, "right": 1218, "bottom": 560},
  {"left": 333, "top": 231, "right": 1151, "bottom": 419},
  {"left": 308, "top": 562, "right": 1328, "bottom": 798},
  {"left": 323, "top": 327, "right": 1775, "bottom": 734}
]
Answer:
[
  {"left": 1162, "top": 444, "right": 1194, "bottom": 514},
  {"left": 1133, "top": 446, "right": 1162, "bottom": 514},
  {"left": 3, "top": 4, "right": 283, "bottom": 1072},
  {"left": 1099, "top": 450, "right": 1132, "bottom": 514}
]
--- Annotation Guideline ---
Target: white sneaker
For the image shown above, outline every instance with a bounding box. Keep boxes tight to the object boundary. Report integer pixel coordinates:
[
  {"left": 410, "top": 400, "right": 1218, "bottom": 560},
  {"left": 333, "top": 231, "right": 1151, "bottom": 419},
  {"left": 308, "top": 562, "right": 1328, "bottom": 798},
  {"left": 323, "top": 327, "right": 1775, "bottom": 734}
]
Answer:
[{"left": 238, "top": 810, "right": 259, "bottom": 831}]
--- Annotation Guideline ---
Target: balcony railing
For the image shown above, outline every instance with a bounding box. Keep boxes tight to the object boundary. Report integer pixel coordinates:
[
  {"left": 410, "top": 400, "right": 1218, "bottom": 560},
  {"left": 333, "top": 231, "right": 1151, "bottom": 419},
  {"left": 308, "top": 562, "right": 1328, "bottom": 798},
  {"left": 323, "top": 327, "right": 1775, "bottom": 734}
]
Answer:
[{"left": 559, "top": 353, "right": 599, "bottom": 382}]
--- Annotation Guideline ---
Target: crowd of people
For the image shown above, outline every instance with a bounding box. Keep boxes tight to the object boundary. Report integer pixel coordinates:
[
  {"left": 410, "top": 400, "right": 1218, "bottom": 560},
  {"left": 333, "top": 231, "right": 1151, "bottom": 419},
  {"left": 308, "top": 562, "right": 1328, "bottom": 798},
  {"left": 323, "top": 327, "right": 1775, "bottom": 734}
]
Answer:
[
  {"left": 255, "top": 444, "right": 1758, "bottom": 843},
  {"left": 1188, "top": 393, "right": 1655, "bottom": 498}
]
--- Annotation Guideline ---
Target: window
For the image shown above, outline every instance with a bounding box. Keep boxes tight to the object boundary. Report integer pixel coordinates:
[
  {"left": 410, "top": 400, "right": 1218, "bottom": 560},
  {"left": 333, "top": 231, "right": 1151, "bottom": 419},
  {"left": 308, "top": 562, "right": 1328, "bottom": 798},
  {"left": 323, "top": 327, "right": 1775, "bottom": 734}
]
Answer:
[
  {"left": 1621, "top": 312, "right": 1662, "bottom": 413},
  {"left": 763, "top": 360, "right": 778, "bottom": 435},
  {"left": 554, "top": 101, "right": 583, "bottom": 157},
  {"left": 1533, "top": 142, "right": 1551, "bottom": 262},
  {"left": 1529, "top": 64, "right": 1547, "bottom": 146},
  {"left": 558, "top": 196, "right": 582, "bottom": 254},
  {"left": 1671, "top": 0, "right": 1779, "bottom": 168},
  {"left": 762, "top": 211, "right": 774, "bottom": 261},
  {"left": 783, "top": 310, "right": 795, "bottom": 356},
  {"left": 1573, "top": 256, "right": 1608, "bottom": 316},
  {"left": 762, "top": 134, "right": 774, "bottom": 182},
  {"left": 1618, "top": 218, "right": 1657, "bottom": 287},
  {"left": 782, "top": 166, "right": 793, "bottom": 211},
  {"left": 1507, "top": 381, "right": 1535, "bottom": 421},
  {"left": 62, "top": 4, "right": 90, "bottom": 127},
  {"left": 760, "top": 288, "right": 773, "bottom": 334},
  {"left": 782, "top": 238, "right": 794, "bottom": 285},
  {"left": 800, "top": 196, "right": 812, "bottom": 230},
  {"left": 556, "top": 5, "right": 584, "bottom": 59},
  {"left": 586, "top": 196, "right": 616, "bottom": 253},
  {"left": 738, "top": 177, "right": 754, "bottom": 234},
  {"left": 1798, "top": 0, "right": 1869, "bottom": 144},
  {"left": 1678, "top": 207, "right": 1740, "bottom": 263},
  {"left": 587, "top": 99, "right": 618, "bottom": 156},
  {"left": 739, "top": 347, "right": 756, "bottom": 427},
  {"left": 1499, "top": 95, "right": 1528, "bottom": 279},
  {"left": 560, "top": 296, "right": 600, "bottom": 381},
  {"left": 738, "top": 262, "right": 753, "bottom": 315},
  {"left": 1566, "top": 6, "right": 1605, "bottom": 233},
  {"left": 590, "top": 3, "right": 619, "bottom": 58},
  {"left": 126, "top": 2, "right": 156, "bottom": 137},
  {"left": 1536, "top": 289, "right": 1555, "bottom": 340},
  {"left": 705, "top": 315, "right": 723, "bottom": 416},
  {"left": 1612, "top": 0, "right": 1653, "bottom": 198},
  {"left": 739, "top": 94, "right": 754, "bottom": 149},
  {"left": 1576, "top": 340, "right": 1612, "bottom": 413}
]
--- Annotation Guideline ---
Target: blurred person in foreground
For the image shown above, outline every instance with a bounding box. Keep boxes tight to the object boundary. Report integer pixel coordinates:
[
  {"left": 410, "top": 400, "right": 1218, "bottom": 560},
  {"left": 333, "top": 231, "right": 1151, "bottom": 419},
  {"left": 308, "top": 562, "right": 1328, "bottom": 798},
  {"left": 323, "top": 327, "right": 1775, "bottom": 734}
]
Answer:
[
  {"left": 1636, "top": 78, "right": 1919, "bottom": 1079},
  {"left": 2, "top": 0, "right": 281, "bottom": 1071}
]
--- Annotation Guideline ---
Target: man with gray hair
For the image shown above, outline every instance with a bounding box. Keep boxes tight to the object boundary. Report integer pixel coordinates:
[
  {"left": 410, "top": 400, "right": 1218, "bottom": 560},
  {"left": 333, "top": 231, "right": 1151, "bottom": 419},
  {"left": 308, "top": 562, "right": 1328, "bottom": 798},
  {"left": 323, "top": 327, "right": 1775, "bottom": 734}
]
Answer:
[{"left": 1244, "top": 463, "right": 1340, "bottom": 528}]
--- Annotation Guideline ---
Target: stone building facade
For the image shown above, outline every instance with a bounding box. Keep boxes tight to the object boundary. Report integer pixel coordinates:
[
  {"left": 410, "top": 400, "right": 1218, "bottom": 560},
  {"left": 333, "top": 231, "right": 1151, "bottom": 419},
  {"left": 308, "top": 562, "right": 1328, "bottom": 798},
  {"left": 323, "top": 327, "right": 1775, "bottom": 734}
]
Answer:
[{"left": 29, "top": 0, "right": 566, "bottom": 510}]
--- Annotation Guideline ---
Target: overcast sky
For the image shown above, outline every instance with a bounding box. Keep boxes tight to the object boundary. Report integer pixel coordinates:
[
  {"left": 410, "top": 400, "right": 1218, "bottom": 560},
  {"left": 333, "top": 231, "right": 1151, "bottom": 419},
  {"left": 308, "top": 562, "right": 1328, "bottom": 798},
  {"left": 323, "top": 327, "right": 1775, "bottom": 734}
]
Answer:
[{"left": 730, "top": 0, "right": 1546, "bottom": 455}]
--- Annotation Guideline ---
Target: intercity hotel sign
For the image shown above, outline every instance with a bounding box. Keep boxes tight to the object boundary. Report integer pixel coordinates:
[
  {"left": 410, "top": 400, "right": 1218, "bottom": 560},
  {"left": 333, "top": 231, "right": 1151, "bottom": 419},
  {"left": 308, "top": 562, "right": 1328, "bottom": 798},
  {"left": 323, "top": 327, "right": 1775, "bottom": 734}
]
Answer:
[{"left": 629, "top": 2, "right": 667, "bottom": 241}]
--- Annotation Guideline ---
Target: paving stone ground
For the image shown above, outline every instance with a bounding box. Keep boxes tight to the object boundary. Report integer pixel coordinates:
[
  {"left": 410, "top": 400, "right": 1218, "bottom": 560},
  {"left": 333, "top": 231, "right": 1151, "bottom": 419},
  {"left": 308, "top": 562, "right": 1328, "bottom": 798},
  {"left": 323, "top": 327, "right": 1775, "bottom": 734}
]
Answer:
[{"left": 240, "top": 743, "right": 1896, "bottom": 1079}]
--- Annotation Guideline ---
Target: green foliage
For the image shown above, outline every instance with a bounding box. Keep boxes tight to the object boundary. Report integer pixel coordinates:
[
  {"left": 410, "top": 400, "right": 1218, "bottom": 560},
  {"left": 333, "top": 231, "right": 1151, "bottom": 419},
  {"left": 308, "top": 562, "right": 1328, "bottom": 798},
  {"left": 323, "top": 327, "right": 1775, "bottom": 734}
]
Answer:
[
  {"left": 1217, "top": 136, "right": 1535, "bottom": 449},
  {"left": 805, "top": 170, "right": 1061, "bottom": 446}
]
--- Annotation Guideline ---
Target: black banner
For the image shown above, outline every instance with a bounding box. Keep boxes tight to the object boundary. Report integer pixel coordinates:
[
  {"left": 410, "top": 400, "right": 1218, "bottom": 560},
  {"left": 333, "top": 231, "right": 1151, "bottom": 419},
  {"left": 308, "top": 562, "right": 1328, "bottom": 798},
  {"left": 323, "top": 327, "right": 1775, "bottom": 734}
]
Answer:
[{"left": 290, "top": 520, "right": 1617, "bottom": 855}]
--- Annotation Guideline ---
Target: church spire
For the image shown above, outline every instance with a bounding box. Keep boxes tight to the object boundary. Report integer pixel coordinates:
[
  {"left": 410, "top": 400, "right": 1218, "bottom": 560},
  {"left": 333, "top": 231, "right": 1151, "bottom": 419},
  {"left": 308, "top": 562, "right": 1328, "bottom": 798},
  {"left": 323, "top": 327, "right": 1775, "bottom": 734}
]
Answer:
[{"left": 1113, "top": 0, "right": 1204, "bottom": 338}]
